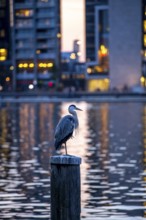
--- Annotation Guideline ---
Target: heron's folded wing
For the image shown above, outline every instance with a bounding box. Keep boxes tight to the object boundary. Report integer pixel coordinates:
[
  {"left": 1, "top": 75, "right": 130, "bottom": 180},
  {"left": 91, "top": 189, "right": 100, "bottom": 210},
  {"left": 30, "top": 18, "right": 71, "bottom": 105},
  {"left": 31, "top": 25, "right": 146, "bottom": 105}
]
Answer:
[{"left": 55, "top": 115, "right": 74, "bottom": 142}]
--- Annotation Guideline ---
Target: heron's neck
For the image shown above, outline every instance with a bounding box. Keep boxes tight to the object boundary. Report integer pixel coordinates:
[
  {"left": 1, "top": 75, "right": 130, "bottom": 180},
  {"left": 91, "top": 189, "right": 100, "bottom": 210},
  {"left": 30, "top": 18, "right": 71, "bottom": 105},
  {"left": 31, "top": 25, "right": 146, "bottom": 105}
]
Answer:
[{"left": 70, "top": 111, "right": 79, "bottom": 129}]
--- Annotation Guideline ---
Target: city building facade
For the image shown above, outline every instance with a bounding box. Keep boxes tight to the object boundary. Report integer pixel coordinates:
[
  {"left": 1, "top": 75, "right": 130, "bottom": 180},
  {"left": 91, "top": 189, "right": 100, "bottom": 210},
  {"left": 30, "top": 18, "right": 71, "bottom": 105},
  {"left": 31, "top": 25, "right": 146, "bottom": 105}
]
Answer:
[
  {"left": 12, "top": 0, "right": 61, "bottom": 91},
  {"left": 0, "top": 0, "right": 12, "bottom": 91},
  {"left": 109, "top": 0, "right": 141, "bottom": 90},
  {"left": 85, "top": 0, "right": 144, "bottom": 91}
]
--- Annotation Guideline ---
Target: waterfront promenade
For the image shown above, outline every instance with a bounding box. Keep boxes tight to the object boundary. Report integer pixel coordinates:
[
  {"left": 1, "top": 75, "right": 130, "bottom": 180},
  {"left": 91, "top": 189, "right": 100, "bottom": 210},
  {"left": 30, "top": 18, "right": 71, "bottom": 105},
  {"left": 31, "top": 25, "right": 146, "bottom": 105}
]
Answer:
[{"left": 0, "top": 91, "right": 146, "bottom": 102}]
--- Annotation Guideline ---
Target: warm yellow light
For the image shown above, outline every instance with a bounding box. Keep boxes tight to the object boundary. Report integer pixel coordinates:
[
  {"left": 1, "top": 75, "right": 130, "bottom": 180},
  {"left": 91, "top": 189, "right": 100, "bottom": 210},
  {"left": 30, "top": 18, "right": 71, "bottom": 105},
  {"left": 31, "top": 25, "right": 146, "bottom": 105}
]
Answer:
[
  {"left": 100, "top": 45, "right": 108, "bottom": 56},
  {"left": 87, "top": 68, "right": 92, "bottom": 74},
  {"left": 24, "top": 10, "right": 30, "bottom": 16},
  {"left": 0, "top": 48, "right": 6, "bottom": 53},
  {"left": 29, "top": 63, "right": 34, "bottom": 68},
  {"left": 10, "top": 66, "right": 14, "bottom": 70},
  {"left": 39, "top": 63, "right": 43, "bottom": 67},
  {"left": 88, "top": 79, "right": 110, "bottom": 91},
  {"left": 5, "top": 77, "right": 10, "bottom": 82},
  {"left": 57, "top": 33, "right": 61, "bottom": 38},
  {"left": 144, "top": 20, "right": 146, "bottom": 33},
  {"left": 144, "top": 35, "right": 146, "bottom": 47},
  {"left": 23, "top": 63, "right": 28, "bottom": 68},
  {"left": 47, "top": 63, "right": 53, "bottom": 67},
  {"left": 18, "top": 63, "right": 23, "bottom": 68},
  {"left": 42, "top": 63, "right": 46, "bottom": 68},
  {"left": 70, "top": 53, "right": 76, "bottom": 59},
  {"left": 0, "top": 56, "right": 6, "bottom": 61},
  {"left": 141, "top": 76, "right": 145, "bottom": 83},
  {"left": 0, "top": 48, "right": 7, "bottom": 61},
  {"left": 104, "top": 78, "right": 109, "bottom": 83}
]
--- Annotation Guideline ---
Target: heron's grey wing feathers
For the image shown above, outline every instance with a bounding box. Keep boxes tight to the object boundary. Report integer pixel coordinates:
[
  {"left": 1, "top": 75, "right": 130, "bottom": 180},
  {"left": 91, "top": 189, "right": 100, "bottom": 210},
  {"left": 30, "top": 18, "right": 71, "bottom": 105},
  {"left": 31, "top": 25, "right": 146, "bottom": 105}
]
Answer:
[{"left": 55, "top": 115, "right": 74, "bottom": 143}]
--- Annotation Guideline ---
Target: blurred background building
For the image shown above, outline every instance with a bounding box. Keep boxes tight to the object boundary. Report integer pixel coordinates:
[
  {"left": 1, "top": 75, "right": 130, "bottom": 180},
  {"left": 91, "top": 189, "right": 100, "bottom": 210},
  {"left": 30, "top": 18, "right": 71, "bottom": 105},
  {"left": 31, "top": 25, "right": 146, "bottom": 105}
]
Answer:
[
  {"left": 0, "top": 0, "right": 146, "bottom": 92},
  {"left": 0, "top": 0, "right": 12, "bottom": 91},
  {"left": 61, "top": 39, "right": 85, "bottom": 91},
  {"left": 11, "top": 0, "right": 61, "bottom": 91},
  {"left": 85, "top": 0, "right": 143, "bottom": 92}
]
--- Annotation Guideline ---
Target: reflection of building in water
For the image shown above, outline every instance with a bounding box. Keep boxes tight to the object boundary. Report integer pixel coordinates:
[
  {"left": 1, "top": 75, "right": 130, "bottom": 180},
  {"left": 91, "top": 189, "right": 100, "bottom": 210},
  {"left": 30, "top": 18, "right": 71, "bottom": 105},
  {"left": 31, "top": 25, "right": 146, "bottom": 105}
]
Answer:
[
  {"left": 0, "top": 107, "right": 8, "bottom": 145},
  {"left": 84, "top": 103, "right": 110, "bottom": 208},
  {"left": 0, "top": 103, "right": 18, "bottom": 179},
  {"left": 19, "top": 103, "right": 55, "bottom": 161},
  {"left": 19, "top": 103, "right": 36, "bottom": 160},
  {"left": 84, "top": 103, "right": 144, "bottom": 217}
]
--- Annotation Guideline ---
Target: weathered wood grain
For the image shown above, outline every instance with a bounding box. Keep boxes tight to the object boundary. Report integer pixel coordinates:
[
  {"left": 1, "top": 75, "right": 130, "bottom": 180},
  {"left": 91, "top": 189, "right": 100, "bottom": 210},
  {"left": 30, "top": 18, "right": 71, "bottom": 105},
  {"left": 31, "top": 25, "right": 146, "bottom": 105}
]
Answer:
[{"left": 51, "top": 155, "right": 81, "bottom": 220}]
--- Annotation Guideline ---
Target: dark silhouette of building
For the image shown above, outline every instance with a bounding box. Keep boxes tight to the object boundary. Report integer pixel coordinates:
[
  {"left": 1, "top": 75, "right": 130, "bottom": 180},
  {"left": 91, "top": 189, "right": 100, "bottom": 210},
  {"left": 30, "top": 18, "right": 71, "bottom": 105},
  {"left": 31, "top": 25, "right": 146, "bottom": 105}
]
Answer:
[{"left": 0, "top": 0, "right": 12, "bottom": 91}]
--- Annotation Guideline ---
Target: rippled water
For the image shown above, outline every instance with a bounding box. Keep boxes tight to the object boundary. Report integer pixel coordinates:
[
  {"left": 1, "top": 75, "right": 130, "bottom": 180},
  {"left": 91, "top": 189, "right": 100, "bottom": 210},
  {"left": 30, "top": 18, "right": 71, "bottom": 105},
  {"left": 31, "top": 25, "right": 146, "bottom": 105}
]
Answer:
[{"left": 0, "top": 101, "right": 146, "bottom": 219}]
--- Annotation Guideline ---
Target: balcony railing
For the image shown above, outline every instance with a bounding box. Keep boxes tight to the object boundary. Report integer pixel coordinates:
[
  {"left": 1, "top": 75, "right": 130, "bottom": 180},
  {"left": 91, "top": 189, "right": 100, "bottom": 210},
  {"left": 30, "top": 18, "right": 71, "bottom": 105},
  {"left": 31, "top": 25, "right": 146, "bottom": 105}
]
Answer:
[
  {"left": 16, "top": 52, "right": 34, "bottom": 59},
  {"left": 37, "top": 22, "right": 55, "bottom": 28},
  {"left": 37, "top": 53, "right": 55, "bottom": 59},
  {"left": 15, "top": 23, "right": 33, "bottom": 29},
  {"left": 36, "top": 1, "right": 55, "bottom": 8},
  {"left": 16, "top": 43, "right": 34, "bottom": 49},
  {"left": 15, "top": 2, "right": 34, "bottom": 9},
  {"left": 36, "top": 32, "right": 54, "bottom": 39},
  {"left": 15, "top": 32, "right": 34, "bottom": 39},
  {"left": 17, "top": 73, "right": 35, "bottom": 79},
  {"left": 37, "top": 42, "right": 55, "bottom": 49},
  {"left": 37, "top": 11, "right": 55, "bottom": 18}
]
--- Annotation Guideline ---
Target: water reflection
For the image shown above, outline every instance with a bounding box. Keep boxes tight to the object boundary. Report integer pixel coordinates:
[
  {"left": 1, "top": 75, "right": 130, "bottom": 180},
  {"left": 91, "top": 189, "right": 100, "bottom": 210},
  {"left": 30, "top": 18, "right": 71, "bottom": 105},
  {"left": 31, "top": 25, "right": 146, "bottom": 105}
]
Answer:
[
  {"left": 82, "top": 103, "right": 144, "bottom": 219},
  {"left": 0, "top": 102, "right": 59, "bottom": 219},
  {"left": 0, "top": 101, "right": 146, "bottom": 219}
]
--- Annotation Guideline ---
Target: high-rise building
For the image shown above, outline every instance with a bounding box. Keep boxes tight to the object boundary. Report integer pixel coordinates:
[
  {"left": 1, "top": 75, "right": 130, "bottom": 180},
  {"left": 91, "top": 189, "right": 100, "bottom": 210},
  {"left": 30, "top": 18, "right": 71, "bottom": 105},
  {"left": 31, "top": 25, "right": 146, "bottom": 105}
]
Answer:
[
  {"left": 85, "top": 0, "right": 109, "bottom": 91},
  {"left": 85, "top": 0, "right": 143, "bottom": 91},
  {"left": 86, "top": 0, "right": 108, "bottom": 62},
  {"left": 0, "top": 0, "right": 12, "bottom": 91},
  {"left": 109, "top": 0, "right": 141, "bottom": 90},
  {"left": 141, "top": 0, "right": 146, "bottom": 87},
  {"left": 12, "top": 0, "right": 61, "bottom": 91}
]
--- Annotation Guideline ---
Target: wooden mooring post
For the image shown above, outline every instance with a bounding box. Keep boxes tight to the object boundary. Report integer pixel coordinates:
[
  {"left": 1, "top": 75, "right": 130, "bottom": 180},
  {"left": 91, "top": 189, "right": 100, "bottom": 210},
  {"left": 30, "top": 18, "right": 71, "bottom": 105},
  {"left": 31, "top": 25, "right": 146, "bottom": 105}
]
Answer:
[{"left": 50, "top": 155, "right": 82, "bottom": 220}]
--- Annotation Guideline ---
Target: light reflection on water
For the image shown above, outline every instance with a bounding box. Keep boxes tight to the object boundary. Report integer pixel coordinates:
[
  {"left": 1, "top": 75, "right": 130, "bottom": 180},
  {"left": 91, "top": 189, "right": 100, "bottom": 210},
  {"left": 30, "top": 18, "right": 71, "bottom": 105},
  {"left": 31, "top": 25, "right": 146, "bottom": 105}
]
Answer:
[{"left": 0, "top": 101, "right": 146, "bottom": 219}]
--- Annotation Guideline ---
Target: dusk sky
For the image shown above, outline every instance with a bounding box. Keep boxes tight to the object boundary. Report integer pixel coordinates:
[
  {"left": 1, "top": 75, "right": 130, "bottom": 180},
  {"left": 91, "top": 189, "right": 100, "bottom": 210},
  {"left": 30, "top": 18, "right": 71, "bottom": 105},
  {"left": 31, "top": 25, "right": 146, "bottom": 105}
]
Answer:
[{"left": 61, "top": 0, "right": 85, "bottom": 61}]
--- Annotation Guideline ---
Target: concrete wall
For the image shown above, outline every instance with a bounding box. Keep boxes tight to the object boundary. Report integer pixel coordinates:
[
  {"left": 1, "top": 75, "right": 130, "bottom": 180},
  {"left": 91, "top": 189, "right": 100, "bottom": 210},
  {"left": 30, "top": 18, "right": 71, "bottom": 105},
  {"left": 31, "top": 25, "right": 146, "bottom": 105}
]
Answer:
[{"left": 109, "top": 0, "right": 142, "bottom": 90}]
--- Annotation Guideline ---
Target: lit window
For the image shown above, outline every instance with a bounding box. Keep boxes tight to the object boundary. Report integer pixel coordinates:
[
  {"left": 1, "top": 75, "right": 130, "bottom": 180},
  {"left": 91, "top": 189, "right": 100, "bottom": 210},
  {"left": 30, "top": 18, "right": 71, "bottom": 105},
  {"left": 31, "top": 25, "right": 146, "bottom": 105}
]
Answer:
[
  {"left": 144, "top": 20, "right": 146, "bottom": 33},
  {"left": 47, "top": 62, "right": 53, "bottom": 67},
  {"left": 16, "top": 9, "right": 33, "bottom": 17},
  {"left": 0, "top": 48, "right": 7, "bottom": 61},
  {"left": 144, "top": 35, "right": 146, "bottom": 47},
  {"left": 70, "top": 53, "right": 76, "bottom": 59},
  {"left": 29, "top": 63, "right": 34, "bottom": 68},
  {"left": 57, "top": 33, "right": 61, "bottom": 38},
  {"left": 5, "top": 77, "right": 10, "bottom": 82}
]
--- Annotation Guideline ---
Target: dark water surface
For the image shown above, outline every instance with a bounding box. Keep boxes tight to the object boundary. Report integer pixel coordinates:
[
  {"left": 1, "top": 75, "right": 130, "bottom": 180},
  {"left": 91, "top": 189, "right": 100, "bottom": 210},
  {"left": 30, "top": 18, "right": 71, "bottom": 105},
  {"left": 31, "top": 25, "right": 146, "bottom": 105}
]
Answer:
[{"left": 0, "top": 101, "right": 146, "bottom": 220}]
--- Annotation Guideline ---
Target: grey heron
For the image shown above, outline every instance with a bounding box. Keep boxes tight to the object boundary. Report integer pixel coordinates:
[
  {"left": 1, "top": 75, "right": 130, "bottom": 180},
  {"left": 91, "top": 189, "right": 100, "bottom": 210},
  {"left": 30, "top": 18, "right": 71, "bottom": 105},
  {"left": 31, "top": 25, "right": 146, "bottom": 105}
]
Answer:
[{"left": 54, "top": 104, "right": 82, "bottom": 154}]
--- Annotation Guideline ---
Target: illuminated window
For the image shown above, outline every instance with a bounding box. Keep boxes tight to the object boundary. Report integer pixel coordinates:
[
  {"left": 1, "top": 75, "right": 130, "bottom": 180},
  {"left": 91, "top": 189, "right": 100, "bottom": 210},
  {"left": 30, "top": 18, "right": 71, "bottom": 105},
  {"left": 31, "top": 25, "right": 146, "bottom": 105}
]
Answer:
[
  {"left": 144, "top": 20, "right": 146, "bottom": 33},
  {"left": 144, "top": 34, "right": 146, "bottom": 47},
  {"left": 0, "top": 48, "right": 7, "bottom": 61},
  {"left": 16, "top": 9, "right": 33, "bottom": 17}
]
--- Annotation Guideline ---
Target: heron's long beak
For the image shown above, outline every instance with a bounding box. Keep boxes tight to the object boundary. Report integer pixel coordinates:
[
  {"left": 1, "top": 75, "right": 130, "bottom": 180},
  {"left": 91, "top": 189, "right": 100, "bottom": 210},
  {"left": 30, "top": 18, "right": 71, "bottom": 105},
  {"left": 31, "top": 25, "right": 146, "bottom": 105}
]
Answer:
[{"left": 76, "top": 107, "right": 83, "bottom": 111}]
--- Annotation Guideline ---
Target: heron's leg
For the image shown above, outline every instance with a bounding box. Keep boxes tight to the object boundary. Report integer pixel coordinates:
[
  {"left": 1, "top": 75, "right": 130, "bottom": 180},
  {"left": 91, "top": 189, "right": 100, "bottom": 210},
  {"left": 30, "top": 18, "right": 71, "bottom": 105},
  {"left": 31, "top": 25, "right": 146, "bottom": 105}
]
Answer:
[{"left": 65, "top": 142, "right": 68, "bottom": 155}]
